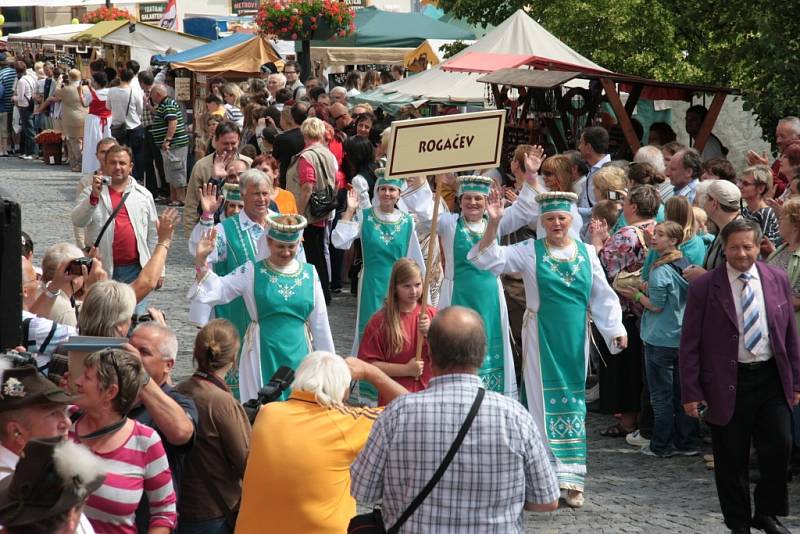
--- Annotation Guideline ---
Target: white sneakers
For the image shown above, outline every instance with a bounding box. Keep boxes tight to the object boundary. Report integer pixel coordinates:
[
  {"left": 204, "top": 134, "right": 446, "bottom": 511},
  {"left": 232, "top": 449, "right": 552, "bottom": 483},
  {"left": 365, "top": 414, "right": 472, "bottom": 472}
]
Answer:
[{"left": 626, "top": 429, "right": 650, "bottom": 448}]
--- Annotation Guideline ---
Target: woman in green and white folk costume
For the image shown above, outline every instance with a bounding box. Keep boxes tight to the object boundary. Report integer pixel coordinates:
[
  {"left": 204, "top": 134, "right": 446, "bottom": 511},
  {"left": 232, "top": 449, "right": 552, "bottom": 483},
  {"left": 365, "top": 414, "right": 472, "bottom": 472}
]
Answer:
[
  {"left": 332, "top": 171, "right": 425, "bottom": 353},
  {"left": 403, "top": 174, "right": 541, "bottom": 396},
  {"left": 190, "top": 214, "right": 334, "bottom": 403},
  {"left": 331, "top": 171, "right": 425, "bottom": 404},
  {"left": 469, "top": 190, "right": 627, "bottom": 508}
]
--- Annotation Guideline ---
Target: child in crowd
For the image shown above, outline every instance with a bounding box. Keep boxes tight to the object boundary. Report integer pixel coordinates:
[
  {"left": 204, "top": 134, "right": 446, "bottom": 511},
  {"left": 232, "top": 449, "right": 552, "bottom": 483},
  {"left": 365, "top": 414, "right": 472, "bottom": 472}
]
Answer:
[
  {"left": 692, "top": 206, "right": 716, "bottom": 250},
  {"left": 622, "top": 221, "right": 699, "bottom": 458},
  {"left": 591, "top": 199, "right": 620, "bottom": 230},
  {"left": 357, "top": 258, "right": 435, "bottom": 405}
]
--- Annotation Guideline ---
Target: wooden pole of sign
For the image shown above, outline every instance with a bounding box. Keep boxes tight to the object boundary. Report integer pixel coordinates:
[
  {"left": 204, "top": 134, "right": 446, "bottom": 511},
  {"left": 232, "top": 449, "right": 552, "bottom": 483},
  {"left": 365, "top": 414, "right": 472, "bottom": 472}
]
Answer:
[{"left": 415, "top": 184, "right": 443, "bottom": 369}]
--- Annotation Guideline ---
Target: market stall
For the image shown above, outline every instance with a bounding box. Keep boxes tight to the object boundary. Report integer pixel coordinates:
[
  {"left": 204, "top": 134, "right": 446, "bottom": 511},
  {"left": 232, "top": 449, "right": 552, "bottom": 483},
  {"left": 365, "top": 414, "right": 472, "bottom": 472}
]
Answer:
[
  {"left": 403, "top": 39, "right": 475, "bottom": 72},
  {"left": 70, "top": 20, "right": 207, "bottom": 74},
  {"left": 6, "top": 24, "right": 96, "bottom": 70},
  {"left": 153, "top": 31, "right": 281, "bottom": 157},
  {"left": 307, "top": 6, "right": 474, "bottom": 79}
]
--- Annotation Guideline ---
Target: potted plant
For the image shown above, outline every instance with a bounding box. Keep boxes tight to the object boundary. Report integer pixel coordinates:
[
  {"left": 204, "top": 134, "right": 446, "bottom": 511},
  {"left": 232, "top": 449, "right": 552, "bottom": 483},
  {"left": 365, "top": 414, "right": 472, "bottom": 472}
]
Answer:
[
  {"left": 35, "top": 130, "right": 64, "bottom": 165},
  {"left": 257, "top": 0, "right": 356, "bottom": 80},
  {"left": 81, "top": 7, "right": 135, "bottom": 24}
]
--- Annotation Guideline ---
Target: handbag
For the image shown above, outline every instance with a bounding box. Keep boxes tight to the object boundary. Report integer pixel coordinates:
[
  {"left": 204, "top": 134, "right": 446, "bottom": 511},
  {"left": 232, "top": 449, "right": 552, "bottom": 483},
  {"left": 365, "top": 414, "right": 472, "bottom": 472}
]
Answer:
[
  {"left": 110, "top": 88, "right": 133, "bottom": 142},
  {"left": 305, "top": 150, "right": 338, "bottom": 219},
  {"left": 347, "top": 387, "right": 485, "bottom": 534},
  {"left": 612, "top": 225, "right": 649, "bottom": 292}
]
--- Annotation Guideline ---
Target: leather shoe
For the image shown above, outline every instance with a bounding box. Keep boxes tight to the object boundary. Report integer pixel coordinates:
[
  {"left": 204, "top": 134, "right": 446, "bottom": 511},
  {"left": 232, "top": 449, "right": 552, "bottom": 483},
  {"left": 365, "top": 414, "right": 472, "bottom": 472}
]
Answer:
[{"left": 752, "top": 515, "right": 791, "bottom": 534}]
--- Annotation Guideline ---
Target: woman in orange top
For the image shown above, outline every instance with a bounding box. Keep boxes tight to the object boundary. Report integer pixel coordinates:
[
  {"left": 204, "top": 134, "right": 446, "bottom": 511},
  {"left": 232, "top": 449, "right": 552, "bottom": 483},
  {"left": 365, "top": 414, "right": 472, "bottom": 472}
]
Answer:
[
  {"left": 358, "top": 258, "right": 435, "bottom": 405},
  {"left": 253, "top": 154, "right": 297, "bottom": 214}
]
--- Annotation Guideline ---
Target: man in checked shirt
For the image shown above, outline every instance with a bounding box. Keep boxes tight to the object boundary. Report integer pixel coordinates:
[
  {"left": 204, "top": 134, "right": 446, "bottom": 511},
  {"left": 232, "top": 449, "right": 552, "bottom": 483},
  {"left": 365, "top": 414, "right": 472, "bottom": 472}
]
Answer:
[{"left": 351, "top": 306, "right": 559, "bottom": 533}]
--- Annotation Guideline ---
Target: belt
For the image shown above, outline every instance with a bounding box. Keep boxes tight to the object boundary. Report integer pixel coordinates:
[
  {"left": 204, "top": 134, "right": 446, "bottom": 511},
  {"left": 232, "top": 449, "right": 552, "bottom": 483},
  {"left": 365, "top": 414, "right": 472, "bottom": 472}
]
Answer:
[{"left": 737, "top": 359, "right": 774, "bottom": 371}]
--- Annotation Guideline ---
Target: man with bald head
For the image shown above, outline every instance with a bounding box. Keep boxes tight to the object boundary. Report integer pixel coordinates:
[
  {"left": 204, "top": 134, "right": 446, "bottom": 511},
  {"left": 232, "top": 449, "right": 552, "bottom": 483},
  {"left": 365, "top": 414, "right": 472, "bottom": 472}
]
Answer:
[
  {"left": 329, "top": 102, "right": 355, "bottom": 137},
  {"left": 351, "top": 306, "right": 559, "bottom": 532},
  {"left": 150, "top": 82, "right": 190, "bottom": 205},
  {"left": 747, "top": 116, "right": 800, "bottom": 197}
]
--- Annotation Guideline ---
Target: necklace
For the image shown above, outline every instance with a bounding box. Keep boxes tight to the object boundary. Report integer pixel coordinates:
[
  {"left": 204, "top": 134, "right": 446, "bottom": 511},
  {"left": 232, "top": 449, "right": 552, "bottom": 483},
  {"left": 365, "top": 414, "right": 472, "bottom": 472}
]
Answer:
[
  {"left": 541, "top": 239, "right": 584, "bottom": 287},
  {"left": 260, "top": 260, "right": 309, "bottom": 300},
  {"left": 368, "top": 209, "right": 405, "bottom": 245}
]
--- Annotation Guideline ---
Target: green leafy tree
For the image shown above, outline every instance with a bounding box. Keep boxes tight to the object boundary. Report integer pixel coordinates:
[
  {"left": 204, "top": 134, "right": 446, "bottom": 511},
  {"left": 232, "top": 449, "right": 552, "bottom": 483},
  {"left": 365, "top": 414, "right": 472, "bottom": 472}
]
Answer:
[{"left": 440, "top": 40, "right": 469, "bottom": 59}]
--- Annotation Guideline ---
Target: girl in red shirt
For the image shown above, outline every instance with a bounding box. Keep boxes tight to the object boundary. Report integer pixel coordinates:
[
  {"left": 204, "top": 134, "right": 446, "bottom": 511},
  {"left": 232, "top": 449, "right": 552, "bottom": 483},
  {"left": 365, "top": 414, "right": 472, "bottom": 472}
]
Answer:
[{"left": 358, "top": 258, "right": 435, "bottom": 405}]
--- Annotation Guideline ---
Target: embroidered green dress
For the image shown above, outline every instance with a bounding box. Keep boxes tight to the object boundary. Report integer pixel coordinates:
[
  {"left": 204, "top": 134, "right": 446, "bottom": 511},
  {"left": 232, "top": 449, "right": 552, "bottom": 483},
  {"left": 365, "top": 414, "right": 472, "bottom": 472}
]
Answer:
[
  {"left": 212, "top": 215, "right": 259, "bottom": 398},
  {"left": 450, "top": 217, "right": 506, "bottom": 392}
]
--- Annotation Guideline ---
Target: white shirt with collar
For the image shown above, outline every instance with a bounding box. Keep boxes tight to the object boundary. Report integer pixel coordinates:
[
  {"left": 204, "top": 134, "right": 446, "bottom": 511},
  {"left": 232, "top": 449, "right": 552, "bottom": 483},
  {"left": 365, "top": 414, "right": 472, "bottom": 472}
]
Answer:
[
  {"left": 188, "top": 209, "right": 270, "bottom": 264},
  {"left": 577, "top": 153, "right": 611, "bottom": 217},
  {"left": 727, "top": 262, "right": 773, "bottom": 363}
]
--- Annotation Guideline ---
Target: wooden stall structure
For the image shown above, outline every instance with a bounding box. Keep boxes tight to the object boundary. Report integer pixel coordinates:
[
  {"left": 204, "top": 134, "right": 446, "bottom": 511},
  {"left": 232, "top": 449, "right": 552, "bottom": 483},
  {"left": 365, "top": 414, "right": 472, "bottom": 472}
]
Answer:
[{"left": 441, "top": 52, "right": 735, "bottom": 166}]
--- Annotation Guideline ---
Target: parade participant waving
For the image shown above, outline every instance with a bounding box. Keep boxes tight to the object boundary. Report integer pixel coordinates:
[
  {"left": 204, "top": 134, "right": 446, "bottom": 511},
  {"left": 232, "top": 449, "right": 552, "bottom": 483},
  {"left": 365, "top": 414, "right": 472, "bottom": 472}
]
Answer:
[
  {"left": 190, "top": 214, "right": 334, "bottom": 403},
  {"left": 403, "top": 163, "right": 542, "bottom": 397},
  {"left": 358, "top": 258, "right": 435, "bottom": 405},
  {"left": 468, "top": 190, "right": 627, "bottom": 508},
  {"left": 188, "top": 169, "right": 276, "bottom": 398},
  {"left": 332, "top": 170, "right": 425, "bottom": 353}
]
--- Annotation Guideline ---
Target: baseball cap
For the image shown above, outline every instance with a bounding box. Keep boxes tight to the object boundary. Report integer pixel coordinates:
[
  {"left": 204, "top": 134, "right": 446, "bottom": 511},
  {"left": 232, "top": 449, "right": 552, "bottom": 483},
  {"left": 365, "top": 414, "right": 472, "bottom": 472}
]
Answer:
[{"left": 706, "top": 179, "right": 741, "bottom": 209}]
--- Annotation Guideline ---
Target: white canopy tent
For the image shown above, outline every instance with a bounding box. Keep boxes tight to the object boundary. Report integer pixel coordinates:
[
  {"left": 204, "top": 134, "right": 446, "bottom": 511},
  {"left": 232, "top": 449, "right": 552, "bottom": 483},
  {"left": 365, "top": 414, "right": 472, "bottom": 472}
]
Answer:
[
  {"left": 355, "top": 10, "right": 607, "bottom": 112},
  {"left": 7, "top": 24, "right": 92, "bottom": 44}
]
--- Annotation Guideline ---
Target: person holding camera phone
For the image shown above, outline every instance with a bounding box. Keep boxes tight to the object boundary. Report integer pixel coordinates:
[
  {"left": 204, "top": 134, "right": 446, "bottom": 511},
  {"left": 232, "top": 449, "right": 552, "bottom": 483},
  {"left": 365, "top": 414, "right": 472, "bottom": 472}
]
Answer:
[{"left": 71, "top": 144, "right": 160, "bottom": 315}]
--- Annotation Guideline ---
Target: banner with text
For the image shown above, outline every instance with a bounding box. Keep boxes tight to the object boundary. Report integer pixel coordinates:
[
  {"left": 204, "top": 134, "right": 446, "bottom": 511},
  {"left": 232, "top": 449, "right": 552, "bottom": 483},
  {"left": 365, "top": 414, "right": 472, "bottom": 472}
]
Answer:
[
  {"left": 385, "top": 110, "right": 506, "bottom": 178},
  {"left": 231, "top": 0, "right": 259, "bottom": 16},
  {"left": 139, "top": 2, "right": 167, "bottom": 23}
]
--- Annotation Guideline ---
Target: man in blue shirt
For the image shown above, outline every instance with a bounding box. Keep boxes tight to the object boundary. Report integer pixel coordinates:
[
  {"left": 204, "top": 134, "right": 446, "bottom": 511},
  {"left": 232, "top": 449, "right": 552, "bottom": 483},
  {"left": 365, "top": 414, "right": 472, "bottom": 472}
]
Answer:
[{"left": 0, "top": 54, "right": 18, "bottom": 157}]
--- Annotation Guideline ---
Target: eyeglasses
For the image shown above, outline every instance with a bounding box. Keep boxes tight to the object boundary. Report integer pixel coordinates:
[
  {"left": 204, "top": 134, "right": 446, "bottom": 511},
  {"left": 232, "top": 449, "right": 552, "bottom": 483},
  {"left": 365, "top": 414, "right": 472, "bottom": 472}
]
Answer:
[
  {"left": 738, "top": 181, "right": 756, "bottom": 187},
  {"left": 284, "top": 70, "right": 297, "bottom": 74}
]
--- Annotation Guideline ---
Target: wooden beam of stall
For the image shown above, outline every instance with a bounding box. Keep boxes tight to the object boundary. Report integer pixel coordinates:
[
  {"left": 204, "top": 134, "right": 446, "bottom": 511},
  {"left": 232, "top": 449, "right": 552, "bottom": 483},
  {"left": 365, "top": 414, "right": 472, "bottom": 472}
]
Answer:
[
  {"left": 693, "top": 92, "right": 726, "bottom": 153},
  {"left": 600, "top": 77, "right": 641, "bottom": 153},
  {"left": 624, "top": 84, "right": 642, "bottom": 117}
]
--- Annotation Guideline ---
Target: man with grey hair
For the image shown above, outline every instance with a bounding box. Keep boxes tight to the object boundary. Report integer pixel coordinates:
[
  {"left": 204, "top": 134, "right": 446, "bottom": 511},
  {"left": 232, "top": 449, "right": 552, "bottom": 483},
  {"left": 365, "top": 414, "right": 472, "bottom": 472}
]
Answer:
[
  {"left": 665, "top": 147, "right": 702, "bottom": 203},
  {"left": 188, "top": 169, "right": 282, "bottom": 383},
  {"left": 352, "top": 306, "right": 560, "bottom": 533},
  {"left": 237, "top": 352, "right": 403, "bottom": 531},
  {"left": 329, "top": 85, "right": 348, "bottom": 106},
  {"left": 634, "top": 144, "right": 667, "bottom": 174},
  {"left": 39, "top": 242, "right": 84, "bottom": 327},
  {"left": 128, "top": 317, "right": 198, "bottom": 531},
  {"left": 747, "top": 116, "right": 800, "bottom": 197},
  {"left": 150, "top": 82, "right": 190, "bottom": 206}
]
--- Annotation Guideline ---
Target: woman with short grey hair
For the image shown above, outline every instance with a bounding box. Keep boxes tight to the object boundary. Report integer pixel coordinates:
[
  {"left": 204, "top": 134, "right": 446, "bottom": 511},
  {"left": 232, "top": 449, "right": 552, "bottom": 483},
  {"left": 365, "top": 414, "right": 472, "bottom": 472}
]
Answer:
[
  {"left": 40, "top": 242, "right": 84, "bottom": 326},
  {"left": 77, "top": 280, "right": 136, "bottom": 337}
]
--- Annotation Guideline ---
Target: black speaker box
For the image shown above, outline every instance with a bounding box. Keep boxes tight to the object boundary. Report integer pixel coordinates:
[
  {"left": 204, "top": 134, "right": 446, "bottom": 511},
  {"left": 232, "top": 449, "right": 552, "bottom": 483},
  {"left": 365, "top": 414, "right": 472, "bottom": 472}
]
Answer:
[{"left": 0, "top": 193, "right": 22, "bottom": 350}]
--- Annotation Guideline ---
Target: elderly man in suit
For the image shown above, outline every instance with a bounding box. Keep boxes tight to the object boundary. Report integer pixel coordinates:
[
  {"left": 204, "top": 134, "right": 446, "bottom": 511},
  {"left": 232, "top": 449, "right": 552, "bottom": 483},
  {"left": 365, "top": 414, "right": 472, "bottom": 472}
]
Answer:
[{"left": 680, "top": 218, "right": 800, "bottom": 534}]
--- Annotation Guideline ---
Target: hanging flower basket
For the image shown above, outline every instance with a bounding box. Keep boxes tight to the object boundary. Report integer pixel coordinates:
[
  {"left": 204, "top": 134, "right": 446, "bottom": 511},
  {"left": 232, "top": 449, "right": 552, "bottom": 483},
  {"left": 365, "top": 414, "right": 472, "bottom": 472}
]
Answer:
[
  {"left": 81, "top": 7, "right": 135, "bottom": 24},
  {"left": 257, "top": 0, "right": 356, "bottom": 42}
]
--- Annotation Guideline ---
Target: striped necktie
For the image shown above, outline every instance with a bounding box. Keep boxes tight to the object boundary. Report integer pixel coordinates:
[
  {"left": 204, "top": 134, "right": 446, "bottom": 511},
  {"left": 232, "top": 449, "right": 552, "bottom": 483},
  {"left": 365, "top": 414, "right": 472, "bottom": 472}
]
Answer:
[{"left": 740, "top": 272, "right": 762, "bottom": 352}]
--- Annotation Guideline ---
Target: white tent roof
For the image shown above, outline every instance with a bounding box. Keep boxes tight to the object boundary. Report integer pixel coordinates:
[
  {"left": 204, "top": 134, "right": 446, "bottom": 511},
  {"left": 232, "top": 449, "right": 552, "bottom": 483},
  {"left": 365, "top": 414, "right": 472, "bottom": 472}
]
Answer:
[
  {"left": 359, "top": 10, "right": 607, "bottom": 107},
  {"left": 93, "top": 23, "right": 205, "bottom": 69},
  {"left": 7, "top": 24, "right": 93, "bottom": 42}
]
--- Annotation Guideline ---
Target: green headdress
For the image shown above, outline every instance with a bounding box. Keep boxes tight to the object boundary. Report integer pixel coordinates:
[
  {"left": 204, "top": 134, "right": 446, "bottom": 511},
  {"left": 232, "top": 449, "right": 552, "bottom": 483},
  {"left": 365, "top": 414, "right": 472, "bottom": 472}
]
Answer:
[
  {"left": 457, "top": 175, "right": 494, "bottom": 196},
  {"left": 374, "top": 167, "right": 405, "bottom": 190},
  {"left": 536, "top": 191, "right": 578, "bottom": 214},
  {"left": 267, "top": 214, "right": 307, "bottom": 243},
  {"left": 222, "top": 183, "right": 243, "bottom": 205}
]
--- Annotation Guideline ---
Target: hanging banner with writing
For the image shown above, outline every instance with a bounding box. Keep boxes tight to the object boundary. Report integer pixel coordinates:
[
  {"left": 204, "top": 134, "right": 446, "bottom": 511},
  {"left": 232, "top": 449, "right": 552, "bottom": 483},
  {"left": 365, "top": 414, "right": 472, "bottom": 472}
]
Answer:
[
  {"left": 385, "top": 110, "right": 506, "bottom": 178},
  {"left": 231, "top": 0, "right": 259, "bottom": 16},
  {"left": 139, "top": 2, "right": 168, "bottom": 23}
]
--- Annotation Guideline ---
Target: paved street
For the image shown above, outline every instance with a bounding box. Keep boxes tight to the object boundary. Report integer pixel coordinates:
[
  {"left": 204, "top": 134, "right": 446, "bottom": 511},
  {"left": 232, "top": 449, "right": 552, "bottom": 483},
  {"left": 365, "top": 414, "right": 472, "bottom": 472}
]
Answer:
[{"left": 3, "top": 157, "right": 800, "bottom": 532}]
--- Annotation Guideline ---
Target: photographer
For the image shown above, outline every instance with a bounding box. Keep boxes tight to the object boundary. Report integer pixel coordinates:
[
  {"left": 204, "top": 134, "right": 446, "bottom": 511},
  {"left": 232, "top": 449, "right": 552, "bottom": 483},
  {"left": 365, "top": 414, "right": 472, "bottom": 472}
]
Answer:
[
  {"left": 71, "top": 144, "right": 160, "bottom": 315},
  {"left": 236, "top": 352, "right": 405, "bottom": 533}
]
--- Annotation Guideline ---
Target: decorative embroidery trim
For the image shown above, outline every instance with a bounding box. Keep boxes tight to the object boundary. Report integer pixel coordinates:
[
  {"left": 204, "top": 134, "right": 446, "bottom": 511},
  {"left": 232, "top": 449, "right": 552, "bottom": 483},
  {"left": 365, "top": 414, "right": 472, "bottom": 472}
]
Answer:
[
  {"left": 260, "top": 261, "right": 309, "bottom": 301},
  {"left": 542, "top": 240, "right": 584, "bottom": 287},
  {"left": 367, "top": 209, "right": 406, "bottom": 245}
]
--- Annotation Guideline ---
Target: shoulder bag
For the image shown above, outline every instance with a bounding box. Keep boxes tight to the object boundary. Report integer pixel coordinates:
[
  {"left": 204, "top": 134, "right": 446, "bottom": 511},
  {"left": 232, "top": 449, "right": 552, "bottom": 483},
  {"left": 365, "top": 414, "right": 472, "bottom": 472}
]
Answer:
[
  {"left": 110, "top": 88, "right": 133, "bottom": 143},
  {"left": 347, "top": 387, "right": 485, "bottom": 534},
  {"left": 305, "top": 149, "right": 338, "bottom": 220}
]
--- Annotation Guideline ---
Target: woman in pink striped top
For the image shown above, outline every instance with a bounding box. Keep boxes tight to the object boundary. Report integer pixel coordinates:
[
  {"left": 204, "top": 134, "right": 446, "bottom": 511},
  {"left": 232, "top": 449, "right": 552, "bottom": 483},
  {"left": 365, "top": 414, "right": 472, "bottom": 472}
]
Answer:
[{"left": 69, "top": 348, "right": 177, "bottom": 534}]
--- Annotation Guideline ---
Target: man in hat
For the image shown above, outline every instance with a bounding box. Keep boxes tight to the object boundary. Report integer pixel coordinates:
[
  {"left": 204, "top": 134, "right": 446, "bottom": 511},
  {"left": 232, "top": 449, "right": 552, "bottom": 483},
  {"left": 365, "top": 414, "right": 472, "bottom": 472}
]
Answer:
[
  {"left": 0, "top": 365, "right": 73, "bottom": 478},
  {"left": 684, "top": 179, "right": 743, "bottom": 282},
  {"left": 0, "top": 438, "right": 105, "bottom": 534}
]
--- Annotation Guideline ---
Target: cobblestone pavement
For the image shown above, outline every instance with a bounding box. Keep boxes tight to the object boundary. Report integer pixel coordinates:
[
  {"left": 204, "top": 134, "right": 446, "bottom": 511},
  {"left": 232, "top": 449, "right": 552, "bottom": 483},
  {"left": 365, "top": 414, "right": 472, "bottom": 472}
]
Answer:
[{"left": 4, "top": 158, "right": 800, "bottom": 533}]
